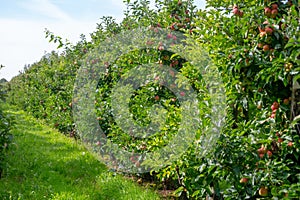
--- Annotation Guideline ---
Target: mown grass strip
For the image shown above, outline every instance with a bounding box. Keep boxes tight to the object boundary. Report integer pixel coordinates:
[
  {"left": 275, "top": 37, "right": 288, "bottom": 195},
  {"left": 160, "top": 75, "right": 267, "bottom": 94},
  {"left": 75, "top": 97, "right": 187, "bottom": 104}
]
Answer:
[{"left": 0, "top": 107, "right": 161, "bottom": 200}]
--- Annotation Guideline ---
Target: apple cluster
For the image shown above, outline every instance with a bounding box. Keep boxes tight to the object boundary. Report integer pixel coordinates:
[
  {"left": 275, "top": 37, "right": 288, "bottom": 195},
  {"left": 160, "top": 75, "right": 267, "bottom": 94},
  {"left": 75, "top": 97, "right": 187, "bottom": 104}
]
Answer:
[
  {"left": 232, "top": 5, "right": 244, "bottom": 17},
  {"left": 264, "top": 3, "right": 278, "bottom": 18},
  {"left": 257, "top": 144, "right": 272, "bottom": 158},
  {"left": 270, "top": 101, "right": 279, "bottom": 118}
]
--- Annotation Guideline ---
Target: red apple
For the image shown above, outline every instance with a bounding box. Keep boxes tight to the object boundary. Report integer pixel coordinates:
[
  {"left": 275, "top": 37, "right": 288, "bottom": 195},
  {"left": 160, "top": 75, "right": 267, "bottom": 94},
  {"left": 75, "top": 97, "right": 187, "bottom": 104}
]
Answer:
[
  {"left": 263, "top": 44, "right": 270, "bottom": 51},
  {"left": 270, "top": 113, "right": 276, "bottom": 118},
  {"left": 240, "top": 177, "right": 249, "bottom": 183},
  {"left": 267, "top": 150, "right": 272, "bottom": 157},
  {"left": 154, "top": 95, "right": 160, "bottom": 101},
  {"left": 271, "top": 9, "right": 278, "bottom": 18},
  {"left": 264, "top": 7, "right": 272, "bottom": 16},
  {"left": 265, "top": 27, "right": 273, "bottom": 34},
  {"left": 258, "top": 146, "right": 266, "bottom": 154},
  {"left": 278, "top": 138, "right": 284, "bottom": 143},
  {"left": 263, "top": 20, "right": 269, "bottom": 25},
  {"left": 259, "top": 187, "right": 268, "bottom": 196},
  {"left": 288, "top": 141, "right": 293, "bottom": 147},
  {"left": 271, "top": 3, "right": 278, "bottom": 10},
  {"left": 233, "top": 8, "right": 239, "bottom": 15},
  {"left": 283, "top": 98, "right": 289, "bottom": 105},
  {"left": 271, "top": 102, "right": 279, "bottom": 110},
  {"left": 180, "top": 91, "right": 185, "bottom": 96},
  {"left": 238, "top": 10, "right": 244, "bottom": 17},
  {"left": 158, "top": 45, "right": 164, "bottom": 51},
  {"left": 259, "top": 153, "right": 265, "bottom": 158}
]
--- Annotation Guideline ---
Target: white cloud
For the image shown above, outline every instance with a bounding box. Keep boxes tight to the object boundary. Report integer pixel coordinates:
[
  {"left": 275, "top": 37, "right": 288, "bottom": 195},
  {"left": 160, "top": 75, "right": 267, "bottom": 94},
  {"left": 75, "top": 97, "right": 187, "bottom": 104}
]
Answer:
[
  {"left": 0, "top": 18, "right": 98, "bottom": 81},
  {"left": 19, "top": 0, "right": 72, "bottom": 22}
]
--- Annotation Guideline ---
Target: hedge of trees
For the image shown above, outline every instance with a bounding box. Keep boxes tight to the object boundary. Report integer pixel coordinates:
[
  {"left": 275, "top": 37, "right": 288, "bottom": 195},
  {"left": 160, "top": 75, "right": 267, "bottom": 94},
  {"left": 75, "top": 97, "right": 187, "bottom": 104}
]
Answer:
[
  {"left": 6, "top": 0, "right": 300, "bottom": 199},
  {"left": 0, "top": 68, "right": 14, "bottom": 178}
]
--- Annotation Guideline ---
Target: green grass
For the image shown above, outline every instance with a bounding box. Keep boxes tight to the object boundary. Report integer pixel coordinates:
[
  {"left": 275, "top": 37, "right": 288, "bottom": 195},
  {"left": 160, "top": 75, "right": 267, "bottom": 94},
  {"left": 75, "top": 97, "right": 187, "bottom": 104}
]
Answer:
[{"left": 0, "top": 107, "right": 161, "bottom": 200}]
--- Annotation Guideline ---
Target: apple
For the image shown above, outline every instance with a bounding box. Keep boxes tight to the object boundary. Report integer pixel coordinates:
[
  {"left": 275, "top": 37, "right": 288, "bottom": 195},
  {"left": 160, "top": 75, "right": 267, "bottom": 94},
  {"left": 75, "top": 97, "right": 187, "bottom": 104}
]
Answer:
[
  {"left": 271, "top": 3, "right": 278, "bottom": 10},
  {"left": 259, "top": 153, "right": 265, "bottom": 158},
  {"left": 264, "top": 7, "right": 272, "bottom": 17},
  {"left": 167, "top": 33, "right": 173, "bottom": 39},
  {"left": 263, "top": 20, "right": 269, "bottom": 25},
  {"left": 169, "top": 70, "right": 175, "bottom": 77},
  {"left": 259, "top": 187, "right": 268, "bottom": 196},
  {"left": 238, "top": 10, "right": 244, "bottom": 17},
  {"left": 288, "top": 141, "right": 293, "bottom": 147},
  {"left": 240, "top": 177, "right": 249, "bottom": 183},
  {"left": 154, "top": 95, "right": 160, "bottom": 101},
  {"left": 257, "top": 145, "right": 266, "bottom": 154},
  {"left": 271, "top": 9, "right": 278, "bottom": 18},
  {"left": 271, "top": 102, "right": 279, "bottom": 110},
  {"left": 257, "top": 43, "right": 263, "bottom": 49},
  {"left": 270, "top": 113, "right": 276, "bottom": 118},
  {"left": 263, "top": 44, "right": 270, "bottom": 51},
  {"left": 283, "top": 98, "right": 289, "bottom": 105},
  {"left": 135, "top": 161, "right": 141, "bottom": 167},
  {"left": 130, "top": 156, "right": 137, "bottom": 163},
  {"left": 233, "top": 8, "right": 239, "bottom": 15},
  {"left": 158, "top": 45, "right": 164, "bottom": 51},
  {"left": 265, "top": 27, "right": 273, "bottom": 34},
  {"left": 180, "top": 91, "right": 185, "bottom": 96},
  {"left": 267, "top": 150, "right": 272, "bottom": 157},
  {"left": 278, "top": 138, "right": 284, "bottom": 143}
]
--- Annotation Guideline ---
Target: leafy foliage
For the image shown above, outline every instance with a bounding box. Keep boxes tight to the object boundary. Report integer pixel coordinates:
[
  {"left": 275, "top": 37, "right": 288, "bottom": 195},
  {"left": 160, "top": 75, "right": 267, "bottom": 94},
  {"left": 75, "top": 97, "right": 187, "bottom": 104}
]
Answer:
[
  {"left": 6, "top": 0, "right": 300, "bottom": 199},
  {"left": 0, "top": 67, "right": 14, "bottom": 178}
]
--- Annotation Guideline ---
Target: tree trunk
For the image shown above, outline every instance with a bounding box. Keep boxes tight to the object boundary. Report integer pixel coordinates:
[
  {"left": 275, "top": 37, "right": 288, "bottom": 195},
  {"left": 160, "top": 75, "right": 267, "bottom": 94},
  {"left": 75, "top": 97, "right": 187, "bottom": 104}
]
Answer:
[{"left": 291, "top": 80, "right": 300, "bottom": 134}]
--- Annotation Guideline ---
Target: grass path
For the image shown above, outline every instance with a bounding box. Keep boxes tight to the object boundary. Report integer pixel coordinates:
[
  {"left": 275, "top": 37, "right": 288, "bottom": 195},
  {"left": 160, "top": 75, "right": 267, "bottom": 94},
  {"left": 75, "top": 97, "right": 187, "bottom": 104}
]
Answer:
[{"left": 0, "top": 107, "right": 161, "bottom": 200}]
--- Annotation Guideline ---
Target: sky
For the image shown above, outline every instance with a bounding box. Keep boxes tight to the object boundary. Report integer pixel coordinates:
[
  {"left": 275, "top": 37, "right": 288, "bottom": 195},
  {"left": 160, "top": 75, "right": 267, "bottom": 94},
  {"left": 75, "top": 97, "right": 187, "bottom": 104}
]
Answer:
[{"left": 0, "top": 0, "right": 206, "bottom": 81}]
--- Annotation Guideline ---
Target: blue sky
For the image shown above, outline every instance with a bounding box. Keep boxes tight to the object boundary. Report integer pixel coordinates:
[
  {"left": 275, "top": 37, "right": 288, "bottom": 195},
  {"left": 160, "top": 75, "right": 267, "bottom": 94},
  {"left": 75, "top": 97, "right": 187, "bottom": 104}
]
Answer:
[{"left": 0, "top": 0, "right": 205, "bottom": 81}]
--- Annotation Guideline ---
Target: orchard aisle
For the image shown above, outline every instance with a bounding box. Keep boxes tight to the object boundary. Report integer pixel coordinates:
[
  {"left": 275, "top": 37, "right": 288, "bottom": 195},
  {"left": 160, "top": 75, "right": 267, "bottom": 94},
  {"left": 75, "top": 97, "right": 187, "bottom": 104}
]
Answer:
[{"left": 0, "top": 106, "right": 160, "bottom": 200}]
